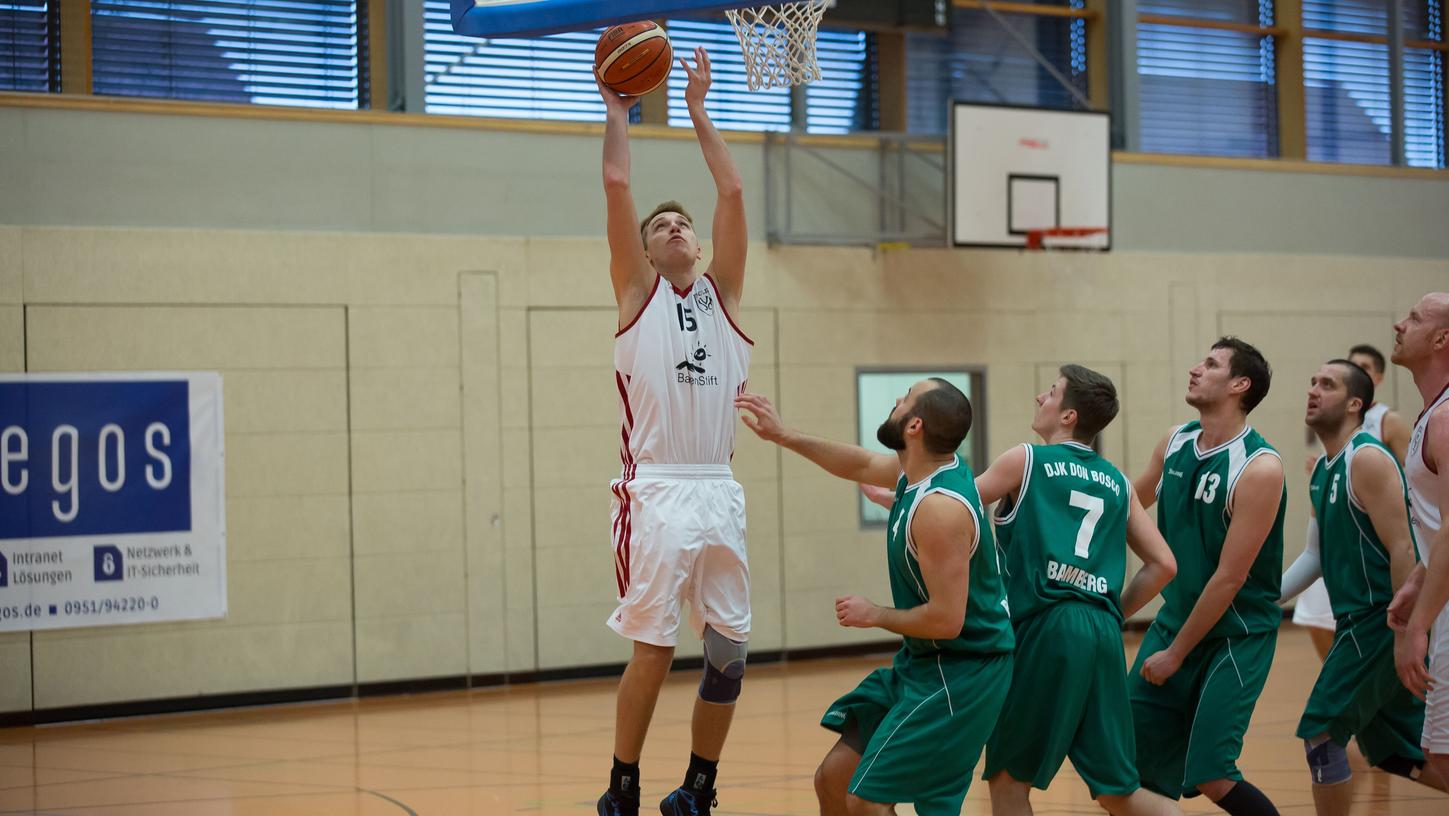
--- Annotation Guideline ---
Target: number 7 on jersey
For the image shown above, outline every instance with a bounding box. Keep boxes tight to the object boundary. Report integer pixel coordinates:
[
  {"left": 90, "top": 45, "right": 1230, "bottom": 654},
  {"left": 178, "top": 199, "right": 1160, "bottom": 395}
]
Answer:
[{"left": 1068, "top": 490, "right": 1104, "bottom": 559}]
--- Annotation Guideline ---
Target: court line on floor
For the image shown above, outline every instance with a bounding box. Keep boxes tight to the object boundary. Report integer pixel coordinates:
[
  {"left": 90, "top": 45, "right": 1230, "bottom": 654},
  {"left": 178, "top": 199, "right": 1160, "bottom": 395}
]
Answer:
[{"left": 361, "top": 787, "right": 420, "bottom": 815}]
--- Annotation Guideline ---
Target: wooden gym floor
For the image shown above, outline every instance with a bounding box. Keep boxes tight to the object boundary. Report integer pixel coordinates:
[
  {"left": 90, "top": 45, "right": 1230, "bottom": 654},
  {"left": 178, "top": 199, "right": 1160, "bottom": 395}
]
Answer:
[{"left": 1, "top": 625, "right": 1445, "bottom": 815}]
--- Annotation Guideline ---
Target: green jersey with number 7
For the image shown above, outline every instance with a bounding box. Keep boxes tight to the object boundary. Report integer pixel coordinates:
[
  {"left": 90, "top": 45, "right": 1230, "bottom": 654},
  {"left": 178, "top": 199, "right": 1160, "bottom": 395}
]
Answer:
[{"left": 994, "top": 442, "right": 1130, "bottom": 623}]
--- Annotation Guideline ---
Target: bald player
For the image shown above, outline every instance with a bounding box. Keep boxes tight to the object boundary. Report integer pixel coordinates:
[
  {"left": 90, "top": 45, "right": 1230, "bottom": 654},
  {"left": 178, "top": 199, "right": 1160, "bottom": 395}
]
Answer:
[{"left": 1388, "top": 292, "right": 1449, "bottom": 786}]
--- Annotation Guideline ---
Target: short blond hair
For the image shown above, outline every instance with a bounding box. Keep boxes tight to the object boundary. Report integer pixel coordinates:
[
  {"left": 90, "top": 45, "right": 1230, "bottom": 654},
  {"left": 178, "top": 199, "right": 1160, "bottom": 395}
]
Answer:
[{"left": 639, "top": 200, "right": 693, "bottom": 247}]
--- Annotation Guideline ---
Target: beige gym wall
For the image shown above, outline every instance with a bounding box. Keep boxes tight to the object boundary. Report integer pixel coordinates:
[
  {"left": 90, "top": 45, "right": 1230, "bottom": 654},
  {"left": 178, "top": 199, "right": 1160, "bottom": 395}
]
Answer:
[
  {"left": 1, "top": 101, "right": 1446, "bottom": 714},
  {"left": 1, "top": 222, "right": 1444, "bottom": 714}
]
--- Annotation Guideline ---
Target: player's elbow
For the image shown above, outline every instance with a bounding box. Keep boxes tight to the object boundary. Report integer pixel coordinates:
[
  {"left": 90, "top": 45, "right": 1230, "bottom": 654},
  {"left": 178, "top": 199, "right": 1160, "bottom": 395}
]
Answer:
[
  {"left": 602, "top": 169, "right": 631, "bottom": 192},
  {"left": 925, "top": 603, "right": 966, "bottom": 639},
  {"left": 1215, "top": 570, "right": 1249, "bottom": 594},
  {"left": 716, "top": 175, "right": 744, "bottom": 201},
  {"left": 1157, "top": 552, "right": 1178, "bottom": 581}
]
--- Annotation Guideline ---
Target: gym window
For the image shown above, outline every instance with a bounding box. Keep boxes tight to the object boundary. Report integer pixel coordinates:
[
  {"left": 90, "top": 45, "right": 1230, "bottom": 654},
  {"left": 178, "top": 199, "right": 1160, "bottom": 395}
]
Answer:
[
  {"left": 90, "top": 1, "right": 368, "bottom": 108},
  {"left": 907, "top": 1, "right": 1089, "bottom": 135},
  {"left": 0, "top": 1, "right": 59, "bottom": 93},
  {"left": 1136, "top": 0, "right": 1281, "bottom": 158},
  {"left": 423, "top": 0, "right": 635, "bottom": 122},
  {"left": 664, "top": 20, "right": 876, "bottom": 133},
  {"left": 1303, "top": 0, "right": 1446, "bottom": 168},
  {"left": 855, "top": 369, "right": 988, "bottom": 528}
]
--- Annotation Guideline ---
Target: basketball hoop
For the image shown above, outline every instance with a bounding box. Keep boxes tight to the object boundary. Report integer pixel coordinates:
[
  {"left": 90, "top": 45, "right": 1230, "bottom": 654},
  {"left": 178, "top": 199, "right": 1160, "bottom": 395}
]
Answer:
[
  {"left": 725, "top": 0, "right": 830, "bottom": 91},
  {"left": 1024, "top": 226, "right": 1109, "bottom": 250}
]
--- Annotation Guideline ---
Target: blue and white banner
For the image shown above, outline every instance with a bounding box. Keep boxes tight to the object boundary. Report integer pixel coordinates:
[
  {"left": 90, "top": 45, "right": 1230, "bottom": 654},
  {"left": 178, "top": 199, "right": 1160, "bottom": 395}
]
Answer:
[{"left": 0, "top": 373, "right": 225, "bottom": 631}]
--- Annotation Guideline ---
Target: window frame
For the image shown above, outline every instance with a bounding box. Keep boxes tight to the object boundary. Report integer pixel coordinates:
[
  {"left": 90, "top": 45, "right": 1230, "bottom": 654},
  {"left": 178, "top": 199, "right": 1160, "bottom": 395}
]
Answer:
[
  {"left": 854, "top": 365, "right": 989, "bottom": 530},
  {"left": 1134, "top": 4, "right": 1287, "bottom": 158}
]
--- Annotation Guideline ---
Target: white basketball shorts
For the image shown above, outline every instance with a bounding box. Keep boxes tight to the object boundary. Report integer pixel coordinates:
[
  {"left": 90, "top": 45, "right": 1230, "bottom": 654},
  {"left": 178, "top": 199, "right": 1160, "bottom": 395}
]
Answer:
[
  {"left": 1424, "top": 601, "right": 1449, "bottom": 753},
  {"left": 606, "top": 464, "right": 749, "bottom": 647},
  {"left": 1291, "top": 578, "right": 1336, "bottom": 631}
]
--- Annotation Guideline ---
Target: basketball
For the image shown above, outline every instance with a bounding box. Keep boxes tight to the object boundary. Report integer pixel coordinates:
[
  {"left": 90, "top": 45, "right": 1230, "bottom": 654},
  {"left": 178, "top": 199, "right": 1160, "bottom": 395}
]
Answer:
[{"left": 595, "top": 20, "right": 672, "bottom": 97}]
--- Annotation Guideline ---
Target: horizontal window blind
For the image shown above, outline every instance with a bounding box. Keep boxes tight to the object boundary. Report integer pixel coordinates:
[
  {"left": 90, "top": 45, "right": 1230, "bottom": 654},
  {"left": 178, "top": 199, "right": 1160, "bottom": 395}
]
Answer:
[
  {"left": 805, "top": 28, "right": 875, "bottom": 134},
  {"left": 424, "top": 0, "right": 615, "bottom": 121},
  {"left": 1138, "top": 22, "right": 1279, "bottom": 157},
  {"left": 907, "top": 4, "right": 1089, "bottom": 135},
  {"left": 1140, "top": 0, "right": 1273, "bottom": 23},
  {"left": 1304, "top": 1, "right": 1445, "bottom": 167},
  {"left": 91, "top": 1, "right": 364, "bottom": 108},
  {"left": 666, "top": 20, "right": 791, "bottom": 132},
  {"left": 0, "top": 1, "right": 58, "bottom": 92}
]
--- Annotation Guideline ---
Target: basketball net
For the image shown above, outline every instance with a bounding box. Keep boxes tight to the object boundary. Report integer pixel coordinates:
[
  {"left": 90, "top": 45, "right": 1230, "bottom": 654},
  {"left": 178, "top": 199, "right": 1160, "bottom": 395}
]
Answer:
[{"left": 725, "top": 0, "right": 830, "bottom": 91}]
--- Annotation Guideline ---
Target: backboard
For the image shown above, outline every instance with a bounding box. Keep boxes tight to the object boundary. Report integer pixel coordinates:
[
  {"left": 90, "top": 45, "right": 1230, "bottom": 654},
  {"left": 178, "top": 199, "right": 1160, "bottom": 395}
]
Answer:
[
  {"left": 451, "top": 0, "right": 762, "bottom": 38},
  {"left": 949, "top": 102, "right": 1111, "bottom": 250}
]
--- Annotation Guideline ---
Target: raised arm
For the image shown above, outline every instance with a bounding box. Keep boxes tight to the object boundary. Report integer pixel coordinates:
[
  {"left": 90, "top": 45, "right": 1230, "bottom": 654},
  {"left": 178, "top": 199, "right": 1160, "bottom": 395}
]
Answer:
[
  {"left": 836, "top": 494, "right": 973, "bottom": 639},
  {"left": 680, "top": 48, "right": 746, "bottom": 315},
  {"left": 1120, "top": 491, "right": 1178, "bottom": 619},
  {"left": 1134, "top": 427, "right": 1174, "bottom": 509},
  {"left": 597, "top": 76, "right": 655, "bottom": 327},
  {"left": 974, "top": 444, "right": 1029, "bottom": 507},
  {"left": 1141, "top": 454, "right": 1283, "bottom": 685},
  {"left": 735, "top": 392, "right": 900, "bottom": 488}
]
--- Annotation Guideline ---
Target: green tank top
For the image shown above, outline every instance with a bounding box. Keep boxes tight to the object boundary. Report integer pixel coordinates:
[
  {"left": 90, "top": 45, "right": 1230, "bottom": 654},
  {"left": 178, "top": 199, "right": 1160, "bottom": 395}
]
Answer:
[
  {"left": 994, "top": 442, "right": 1129, "bottom": 623},
  {"left": 1155, "top": 421, "right": 1285, "bottom": 639},
  {"left": 884, "top": 455, "right": 1014, "bottom": 656},
  {"left": 1309, "top": 431, "right": 1417, "bottom": 621}
]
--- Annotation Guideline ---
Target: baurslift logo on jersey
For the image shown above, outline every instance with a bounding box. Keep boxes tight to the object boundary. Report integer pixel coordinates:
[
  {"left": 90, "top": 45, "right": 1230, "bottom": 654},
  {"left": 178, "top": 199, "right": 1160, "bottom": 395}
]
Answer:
[
  {"left": 675, "top": 342, "right": 719, "bottom": 386},
  {"left": 0, "top": 373, "right": 226, "bottom": 632}
]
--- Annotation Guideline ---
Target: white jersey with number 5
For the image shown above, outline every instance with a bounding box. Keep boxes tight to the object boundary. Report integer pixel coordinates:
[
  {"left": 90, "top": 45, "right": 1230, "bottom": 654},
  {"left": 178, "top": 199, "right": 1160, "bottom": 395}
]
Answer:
[{"left": 615, "top": 274, "right": 752, "bottom": 467}]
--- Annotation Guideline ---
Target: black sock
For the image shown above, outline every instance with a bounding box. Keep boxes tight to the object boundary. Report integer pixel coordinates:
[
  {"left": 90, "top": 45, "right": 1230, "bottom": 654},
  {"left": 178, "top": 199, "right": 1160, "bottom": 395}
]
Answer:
[
  {"left": 1214, "top": 780, "right": 1279, "bottom": 816},
  {"left": 610, "top": 756, "right": 640, "bottom": 801},
  {"left": 683, "top": 752, "right": 719, "bottom": 794}
]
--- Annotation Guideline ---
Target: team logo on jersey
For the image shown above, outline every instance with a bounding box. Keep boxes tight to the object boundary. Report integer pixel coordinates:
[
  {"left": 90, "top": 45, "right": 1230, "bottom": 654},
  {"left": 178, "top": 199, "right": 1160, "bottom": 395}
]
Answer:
[
  {"left": 675, "top": 344, "right": 719, "bottom": 386},
  {"left": 694, "top": 289, "right": 715, "bottom": 316},
  {"left": 677, "top": 345, "right": 709, "bottom": 374}
]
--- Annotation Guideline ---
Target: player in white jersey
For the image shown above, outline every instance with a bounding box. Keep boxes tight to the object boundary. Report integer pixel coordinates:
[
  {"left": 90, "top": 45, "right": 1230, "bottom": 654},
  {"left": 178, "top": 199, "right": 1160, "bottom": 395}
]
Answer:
[
  {"left": 1387, "top": 293, "right": 1449, "bottom": 781},
  {"left": 1349, "top": 344, "right": 1412, "bottom": 461},
  {"left": 595, "top": 48, "right": 753, "bottom": 816},
  {"left": 1294, "top": 344, "right": 1411, "bottom": 658}
]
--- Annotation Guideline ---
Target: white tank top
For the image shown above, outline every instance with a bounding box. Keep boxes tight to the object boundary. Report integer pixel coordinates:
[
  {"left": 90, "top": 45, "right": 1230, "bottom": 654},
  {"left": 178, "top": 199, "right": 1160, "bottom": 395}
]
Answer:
[
  {"left": 1362, "top": 401, "right": 1389, "bottom": 441},
  {"left": 614, "top": 274, "right": 752, "bottom": 468},
  {"left": 1406, "top": 383, "right": 1449, "bottom": 562}
]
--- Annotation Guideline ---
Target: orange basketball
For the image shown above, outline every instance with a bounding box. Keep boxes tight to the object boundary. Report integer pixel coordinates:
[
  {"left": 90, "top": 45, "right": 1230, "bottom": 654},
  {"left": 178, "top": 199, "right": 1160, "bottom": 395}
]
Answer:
[{"left": 596, "top": 20, "right": 673, "bottom": 97}]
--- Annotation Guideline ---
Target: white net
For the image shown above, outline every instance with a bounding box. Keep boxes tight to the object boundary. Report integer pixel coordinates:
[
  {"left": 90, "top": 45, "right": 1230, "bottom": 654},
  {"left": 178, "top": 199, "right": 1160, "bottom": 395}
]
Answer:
[{"left": 724, "top": 0, "right": 830, "bottom": 91}]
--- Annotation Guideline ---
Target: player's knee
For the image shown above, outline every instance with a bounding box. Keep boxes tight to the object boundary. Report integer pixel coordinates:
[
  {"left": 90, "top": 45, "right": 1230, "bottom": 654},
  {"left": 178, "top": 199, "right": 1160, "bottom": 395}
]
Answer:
[
  {"left": 1374, "top": 753, "right": 1425, "bottom": 782},
  {"left": 844, "top": 792, "right": 882, "bottom": 816},
  {"left": 1093, "top": 794, "right": 1126, "bottom": 816},
  {"left": 699, "top": 626, "right": 746, "bottom": 704},
  {"left": 813, "top": 761, "right": 834, "bottom": 803},
  {"left": 1305, "top": 735, "right": 1352, "bottom": 785}
]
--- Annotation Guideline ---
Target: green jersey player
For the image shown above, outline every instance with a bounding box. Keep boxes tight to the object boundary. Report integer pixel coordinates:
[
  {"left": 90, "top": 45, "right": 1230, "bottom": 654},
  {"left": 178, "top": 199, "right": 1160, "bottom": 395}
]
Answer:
[
  {"left": 1131, "top": 337, "right": 1286, "bottom": 816},
  {"left": 735, "top": 379, "right": 1012, "bottom": 816},
  {"left": 972, "top": 365, "right": 1182, "bottom": 816},
  {"left": 1280, "top": 359, "right": 1446, "bottom": 812}
]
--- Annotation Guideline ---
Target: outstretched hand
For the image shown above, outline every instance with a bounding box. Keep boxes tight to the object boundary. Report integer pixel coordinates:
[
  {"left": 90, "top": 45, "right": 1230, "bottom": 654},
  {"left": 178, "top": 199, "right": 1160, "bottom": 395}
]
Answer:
[
  {"left": 735, "top": 392, "right": 787, "bottom": 444},
  {"left": 594, "top": 71, "right": 634, "bottom": 117},
  {"left": 860, "top": 483, "right": 895, "bottom": 510},
  {"left": 680, "top": 46, "right": 712, "bottom": 108}
]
